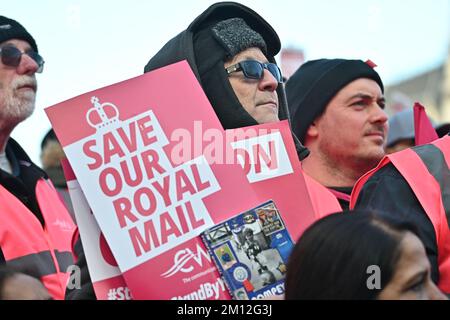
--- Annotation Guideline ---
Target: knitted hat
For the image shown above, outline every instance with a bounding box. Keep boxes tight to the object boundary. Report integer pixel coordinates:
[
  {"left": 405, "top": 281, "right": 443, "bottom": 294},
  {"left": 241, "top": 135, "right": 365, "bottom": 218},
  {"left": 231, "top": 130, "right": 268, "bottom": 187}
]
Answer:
[
  {"left": 211, "top": 17, "right": 267, "bottom": 59},
  {"left": 286, "top": 59, "right": 384, "bottom": 143},
  {"left": 0, "top": 16, "right": 38, "bottom": 52},
  {"left": 193, "top": 17, "right": 271, "bottom": 129}
]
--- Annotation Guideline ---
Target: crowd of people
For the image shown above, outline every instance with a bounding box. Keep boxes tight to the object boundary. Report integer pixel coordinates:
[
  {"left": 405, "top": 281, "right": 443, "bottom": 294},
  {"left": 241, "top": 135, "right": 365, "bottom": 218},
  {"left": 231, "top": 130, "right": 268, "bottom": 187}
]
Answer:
[{"left": 0, "top": 1, "right": 449, "bottom": 300}]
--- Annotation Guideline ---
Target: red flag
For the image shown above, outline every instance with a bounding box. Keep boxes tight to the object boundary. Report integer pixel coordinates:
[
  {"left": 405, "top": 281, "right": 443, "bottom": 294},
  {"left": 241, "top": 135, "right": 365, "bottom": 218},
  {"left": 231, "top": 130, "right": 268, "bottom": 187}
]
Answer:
[{"left": 413, "top": 102, "right": 438, "bottom": 146}]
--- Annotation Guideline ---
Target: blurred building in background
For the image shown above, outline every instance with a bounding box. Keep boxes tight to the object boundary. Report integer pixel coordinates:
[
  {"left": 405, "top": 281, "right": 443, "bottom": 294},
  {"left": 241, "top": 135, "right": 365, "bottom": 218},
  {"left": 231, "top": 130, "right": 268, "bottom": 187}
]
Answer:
[{"left": 385, "top": 45, "right": 450, "bottom": 121}]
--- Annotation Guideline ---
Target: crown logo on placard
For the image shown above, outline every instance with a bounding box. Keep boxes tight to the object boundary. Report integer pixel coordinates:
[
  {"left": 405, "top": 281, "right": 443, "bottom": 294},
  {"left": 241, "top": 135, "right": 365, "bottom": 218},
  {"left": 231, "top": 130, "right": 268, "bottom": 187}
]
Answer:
[{"left": 86, "top": 96, "right": 120, "bottom": 130}]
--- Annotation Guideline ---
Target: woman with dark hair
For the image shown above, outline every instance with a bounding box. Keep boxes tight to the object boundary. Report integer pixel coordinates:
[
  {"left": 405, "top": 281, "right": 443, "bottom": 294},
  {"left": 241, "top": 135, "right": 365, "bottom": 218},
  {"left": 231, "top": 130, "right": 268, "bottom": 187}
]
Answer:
[{"left": 285, "top": 210, "right": 447, "bottom": 300}]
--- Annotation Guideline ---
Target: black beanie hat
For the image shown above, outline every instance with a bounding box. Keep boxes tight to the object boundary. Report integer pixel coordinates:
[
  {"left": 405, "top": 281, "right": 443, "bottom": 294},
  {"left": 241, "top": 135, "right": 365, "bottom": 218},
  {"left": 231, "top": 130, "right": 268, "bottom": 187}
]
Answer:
[
  {"left": 0, "top": 16, "right": 38, "bottom": 52},
  {"left": 286, "top": 59, "right": 384, "bottom": 143}
]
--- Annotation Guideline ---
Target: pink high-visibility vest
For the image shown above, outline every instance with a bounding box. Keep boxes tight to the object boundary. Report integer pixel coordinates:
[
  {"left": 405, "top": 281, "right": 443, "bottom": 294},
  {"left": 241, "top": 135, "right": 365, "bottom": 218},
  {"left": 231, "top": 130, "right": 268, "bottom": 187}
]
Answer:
[
  {"left": 351, "top": 136, "right": 450, "bottom": 293},
  {"left": 0, "top": 179, "right": 76, "bottom": 299},
  {"left": 304, "top": 172, "right": 342, "bottom": 219}
]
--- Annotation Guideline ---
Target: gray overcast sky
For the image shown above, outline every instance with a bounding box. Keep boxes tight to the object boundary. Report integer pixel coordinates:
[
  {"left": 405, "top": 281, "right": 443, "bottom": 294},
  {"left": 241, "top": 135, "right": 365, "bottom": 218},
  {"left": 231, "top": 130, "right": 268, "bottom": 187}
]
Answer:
[{"left": 3, "top": 0, "right": 450, "bottom": 164}]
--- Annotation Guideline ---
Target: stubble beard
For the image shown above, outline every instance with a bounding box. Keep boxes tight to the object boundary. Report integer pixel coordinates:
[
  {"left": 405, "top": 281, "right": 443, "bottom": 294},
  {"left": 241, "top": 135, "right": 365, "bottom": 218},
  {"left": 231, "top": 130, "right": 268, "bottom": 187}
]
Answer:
[{"left": 319, "top": 138, "right": 384, "bottom": 179}]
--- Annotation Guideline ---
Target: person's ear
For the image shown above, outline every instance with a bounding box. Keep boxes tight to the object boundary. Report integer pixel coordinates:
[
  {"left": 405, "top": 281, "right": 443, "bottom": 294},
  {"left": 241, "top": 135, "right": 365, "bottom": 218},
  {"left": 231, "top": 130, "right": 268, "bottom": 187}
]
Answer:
[{"left": 306, "top": 121, "right": 319, "bottom": 139}]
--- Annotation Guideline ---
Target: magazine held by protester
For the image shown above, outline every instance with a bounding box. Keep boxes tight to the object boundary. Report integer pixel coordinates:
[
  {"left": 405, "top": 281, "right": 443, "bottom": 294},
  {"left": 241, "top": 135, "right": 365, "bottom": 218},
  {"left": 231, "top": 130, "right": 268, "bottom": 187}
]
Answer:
[{"left": 201, "top": 200, "right": 294, "bottom": 300}]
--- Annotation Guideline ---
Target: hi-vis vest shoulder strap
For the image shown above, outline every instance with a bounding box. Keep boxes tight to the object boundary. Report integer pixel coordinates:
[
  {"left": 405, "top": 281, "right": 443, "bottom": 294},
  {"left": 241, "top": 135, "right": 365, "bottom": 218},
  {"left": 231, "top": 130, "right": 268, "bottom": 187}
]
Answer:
[
  {"left": 351, "top": 136, "right": 450, "bottom": 293},
  {"left": 304, "top": 172, "right": 342, "bottom": 219},
  {"left": 0, "top": 178, "right": 76, "bottom": 300}
]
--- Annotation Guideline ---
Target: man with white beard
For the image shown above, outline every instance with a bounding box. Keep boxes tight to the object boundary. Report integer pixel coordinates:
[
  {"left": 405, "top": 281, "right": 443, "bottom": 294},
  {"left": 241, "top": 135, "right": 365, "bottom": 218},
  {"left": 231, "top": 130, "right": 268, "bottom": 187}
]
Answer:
[{"left": 0, "top": 16, "right": 76, "bottom": 300}]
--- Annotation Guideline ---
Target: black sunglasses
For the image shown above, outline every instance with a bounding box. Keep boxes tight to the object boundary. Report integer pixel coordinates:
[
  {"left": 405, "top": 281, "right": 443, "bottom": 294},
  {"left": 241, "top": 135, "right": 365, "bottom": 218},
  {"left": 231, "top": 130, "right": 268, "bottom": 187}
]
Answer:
[
  {"left": 0, "top": 45, "right": 45, "bottom": 73},
  {"left": 226, "top": 60, "right": 283, "bottom": 84}
]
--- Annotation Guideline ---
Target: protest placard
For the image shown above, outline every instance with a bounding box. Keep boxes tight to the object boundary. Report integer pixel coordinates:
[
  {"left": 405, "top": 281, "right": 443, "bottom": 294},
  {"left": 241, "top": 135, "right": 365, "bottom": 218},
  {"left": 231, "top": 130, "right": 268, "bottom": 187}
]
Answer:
[
  {"left": 47, "top": 61, "right": 315, "bottom": 299},
  {"left": 62, "top": 159, "right": 132, "bottom": 300}
]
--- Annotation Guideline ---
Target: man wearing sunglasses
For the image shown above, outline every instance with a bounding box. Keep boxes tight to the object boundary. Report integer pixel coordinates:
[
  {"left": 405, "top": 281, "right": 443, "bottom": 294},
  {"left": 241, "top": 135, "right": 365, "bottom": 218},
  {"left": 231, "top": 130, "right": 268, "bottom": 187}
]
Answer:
[
  {"left": 0, "top": 16, "right": 75, "bottom": 300},
  {"left": 286, "top": 59, "right": 388, "bottom": 213},
  {"left": 144, "top": 2, "right": 307, "bottom": 159}
]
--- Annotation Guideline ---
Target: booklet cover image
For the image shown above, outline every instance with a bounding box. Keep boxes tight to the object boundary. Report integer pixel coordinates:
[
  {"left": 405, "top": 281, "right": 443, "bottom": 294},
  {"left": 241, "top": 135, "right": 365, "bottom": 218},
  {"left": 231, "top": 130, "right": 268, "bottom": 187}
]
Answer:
[{"left": 201, "top": 200, "right": 294, "bottom": 299}]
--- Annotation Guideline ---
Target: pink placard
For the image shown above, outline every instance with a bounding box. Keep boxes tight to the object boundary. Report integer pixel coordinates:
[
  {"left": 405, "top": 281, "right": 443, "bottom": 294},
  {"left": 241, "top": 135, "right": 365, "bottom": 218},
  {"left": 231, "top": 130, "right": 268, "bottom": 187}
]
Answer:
[{"left": 47, "top": 61, "right": 314, "bottom": 299}]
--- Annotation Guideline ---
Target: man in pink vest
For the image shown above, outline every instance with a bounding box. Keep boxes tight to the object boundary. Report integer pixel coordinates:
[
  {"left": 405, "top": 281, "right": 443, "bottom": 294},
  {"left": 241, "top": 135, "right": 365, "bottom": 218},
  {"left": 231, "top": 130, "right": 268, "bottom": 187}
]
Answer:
[
  {"left": 286, "top": 59, "right": 388, "bottom": 213},
  {"left": 352, "top": 136, "right": 450, "bottom": 295},
  {"left": 0, "top": 16, "right": 76, "bottom": 299}
]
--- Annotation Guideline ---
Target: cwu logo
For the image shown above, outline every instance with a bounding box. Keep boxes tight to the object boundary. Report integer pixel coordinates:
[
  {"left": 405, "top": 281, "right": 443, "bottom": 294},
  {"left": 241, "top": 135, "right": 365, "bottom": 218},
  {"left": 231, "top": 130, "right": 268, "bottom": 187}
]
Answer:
[{"left": 161, "top": 244, "right": 211, "bottom": 278}]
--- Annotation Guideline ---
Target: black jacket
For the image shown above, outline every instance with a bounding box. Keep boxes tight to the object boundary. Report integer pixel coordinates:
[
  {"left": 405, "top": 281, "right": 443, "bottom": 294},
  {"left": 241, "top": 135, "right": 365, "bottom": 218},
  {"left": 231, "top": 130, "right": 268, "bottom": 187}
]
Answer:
[{"left": 354, "top": 162, "right": 440, "bottom": 284}]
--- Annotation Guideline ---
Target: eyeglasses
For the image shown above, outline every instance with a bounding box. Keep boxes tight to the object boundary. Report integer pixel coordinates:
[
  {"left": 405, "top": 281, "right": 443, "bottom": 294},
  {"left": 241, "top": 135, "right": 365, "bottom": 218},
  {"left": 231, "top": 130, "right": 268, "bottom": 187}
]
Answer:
[
  {"left": 0, "top": 45, "right": 45, "bottom": 73},
  {"left": 226, "top": 60, "right": 283, "bottom": 84}
]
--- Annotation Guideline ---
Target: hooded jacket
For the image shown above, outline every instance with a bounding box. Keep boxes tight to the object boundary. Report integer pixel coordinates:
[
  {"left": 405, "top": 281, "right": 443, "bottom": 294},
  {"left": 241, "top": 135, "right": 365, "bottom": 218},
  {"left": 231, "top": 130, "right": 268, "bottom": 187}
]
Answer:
[{"left": 144, "top": 1, "right": 308, "bottom": 159}]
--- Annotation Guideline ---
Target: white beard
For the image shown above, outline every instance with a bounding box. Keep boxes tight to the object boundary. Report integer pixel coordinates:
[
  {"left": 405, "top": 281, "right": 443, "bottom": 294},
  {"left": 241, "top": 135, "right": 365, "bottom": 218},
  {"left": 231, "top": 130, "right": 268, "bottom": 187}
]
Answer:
[{"left": 0, "top": 75, "right": 36, "bottom": 124}]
